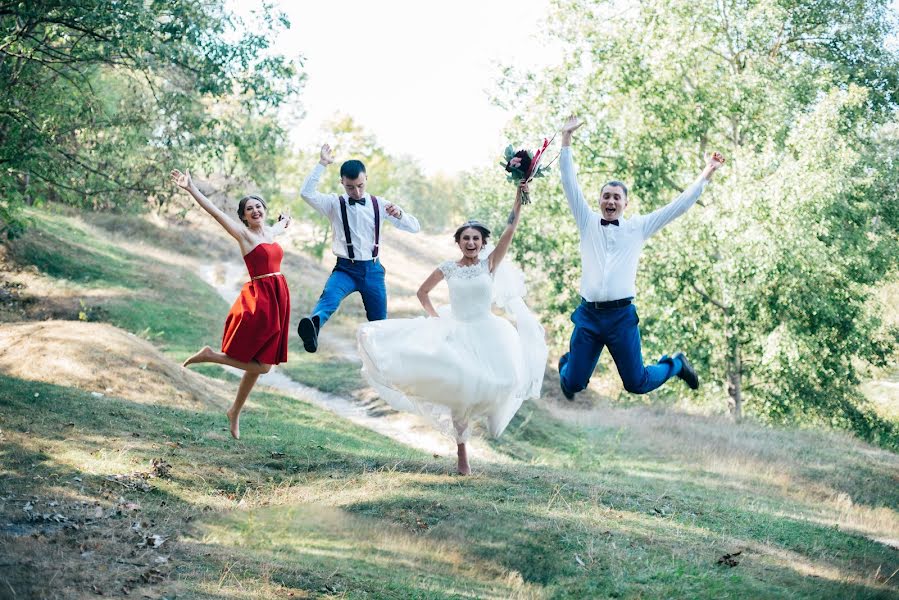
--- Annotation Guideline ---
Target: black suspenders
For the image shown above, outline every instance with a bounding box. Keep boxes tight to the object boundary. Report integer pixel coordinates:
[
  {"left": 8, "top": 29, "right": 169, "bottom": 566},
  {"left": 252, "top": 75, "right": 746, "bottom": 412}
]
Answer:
[
  {"left": 338, "top": 196, "right": 355, "bottom": 260},
  {"left": 371, "top": 195, "right": 380, "bottom": 258},
  {"left": 338, "top": 195, "right": 381, "bottom": 262}
]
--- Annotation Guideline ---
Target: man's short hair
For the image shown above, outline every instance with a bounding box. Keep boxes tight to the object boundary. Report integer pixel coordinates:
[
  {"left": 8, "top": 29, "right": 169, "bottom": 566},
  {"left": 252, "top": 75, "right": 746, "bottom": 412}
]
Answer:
[
  {"left": 601, "top": 180, "right": 628, "bottom": 198},
  {"left": 340, "top": 160, "right": 366, "bottom": 179}
]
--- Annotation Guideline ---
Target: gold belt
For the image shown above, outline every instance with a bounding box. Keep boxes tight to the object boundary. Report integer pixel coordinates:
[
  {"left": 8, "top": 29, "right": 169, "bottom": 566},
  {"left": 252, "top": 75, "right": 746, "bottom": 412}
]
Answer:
[{"left": 250, "top": 271, "right": 282, "bottom": 281}]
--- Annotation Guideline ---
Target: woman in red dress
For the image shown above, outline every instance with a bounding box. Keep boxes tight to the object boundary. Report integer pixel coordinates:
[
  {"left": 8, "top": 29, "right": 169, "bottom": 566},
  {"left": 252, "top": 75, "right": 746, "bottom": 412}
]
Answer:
[{"left": 171, "top": 169, "right": 291, "bottom": 439}]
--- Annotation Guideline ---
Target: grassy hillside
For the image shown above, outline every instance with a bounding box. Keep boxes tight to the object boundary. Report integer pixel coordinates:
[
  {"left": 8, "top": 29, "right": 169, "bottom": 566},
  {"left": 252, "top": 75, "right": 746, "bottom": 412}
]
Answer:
[{"left": 0, "top": 208, "right": 897, "bottom": 599}]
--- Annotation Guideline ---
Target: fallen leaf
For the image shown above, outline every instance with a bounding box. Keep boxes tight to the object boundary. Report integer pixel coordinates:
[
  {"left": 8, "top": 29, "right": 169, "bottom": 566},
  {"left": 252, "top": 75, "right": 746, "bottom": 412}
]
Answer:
[
  {"left": 139, "top": 534, "right": 168, "bottom": 549},
  {"left": 151, "top": 459, "right": 172, "bottom": 479},
  {"left": 575, "top": 554, "right": 586, "bottom": 567},
  {"left": 139, "top": 567, "right": 166, "bottom": 583},
  {"left": 717, "top": 551, "right": 742, "bottom": 567}
]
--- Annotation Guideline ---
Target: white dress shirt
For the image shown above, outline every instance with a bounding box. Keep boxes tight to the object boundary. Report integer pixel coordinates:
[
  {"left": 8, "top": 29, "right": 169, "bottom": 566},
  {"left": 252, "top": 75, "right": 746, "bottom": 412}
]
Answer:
[
  {"left": 301, "top": 163, "right": 421, "bottom": 260},
  {"left": 560, "top": 146, "right": 708, "bottom": 302}
]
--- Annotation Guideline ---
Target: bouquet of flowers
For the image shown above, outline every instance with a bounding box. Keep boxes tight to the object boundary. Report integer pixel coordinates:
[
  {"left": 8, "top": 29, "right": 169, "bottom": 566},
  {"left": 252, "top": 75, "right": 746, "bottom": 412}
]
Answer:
[{"left": 500, "top": 136, "right": 553, "bottom": 204}]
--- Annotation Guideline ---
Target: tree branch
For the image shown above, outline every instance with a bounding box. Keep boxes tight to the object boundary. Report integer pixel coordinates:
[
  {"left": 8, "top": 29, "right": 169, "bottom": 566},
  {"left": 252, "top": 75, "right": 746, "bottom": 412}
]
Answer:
[{"left": 690, "top": 280, "right": 730, "bottom": 313}]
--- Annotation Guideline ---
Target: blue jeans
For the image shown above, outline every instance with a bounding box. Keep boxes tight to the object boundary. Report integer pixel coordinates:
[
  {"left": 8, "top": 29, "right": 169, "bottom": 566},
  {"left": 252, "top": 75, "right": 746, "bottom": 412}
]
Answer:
[
  {"left": 311, "top": 258, "right": 387, "bottom": 328},
  {"left": 559, "top": 302, "right": 682, "bottom": 395}
]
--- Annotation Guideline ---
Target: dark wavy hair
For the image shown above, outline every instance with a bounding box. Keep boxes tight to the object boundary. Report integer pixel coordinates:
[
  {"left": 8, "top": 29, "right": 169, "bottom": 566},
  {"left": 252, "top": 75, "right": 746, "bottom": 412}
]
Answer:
[
  {"left": 453, "top": 220, "right": 491, "bottom": 243},
  {"left": 237, "top": 194, "right": 267, "bottom": 226},
  {"left": 340, "top": 160, "right": 366, "bottom": 180}
]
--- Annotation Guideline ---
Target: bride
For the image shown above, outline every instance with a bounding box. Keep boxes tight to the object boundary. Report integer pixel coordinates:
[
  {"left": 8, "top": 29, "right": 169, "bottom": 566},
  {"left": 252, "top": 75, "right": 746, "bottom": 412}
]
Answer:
[{"left": 357, "top": 183, "right": 547, "bottom": 474}]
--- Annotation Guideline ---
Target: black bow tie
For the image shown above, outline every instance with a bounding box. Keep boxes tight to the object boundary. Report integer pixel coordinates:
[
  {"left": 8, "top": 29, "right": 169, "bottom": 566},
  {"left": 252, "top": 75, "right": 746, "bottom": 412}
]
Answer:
[
  {"left": 348, "top": 197, "right": 366, "bottom": 206},
  {"left": 601, "top": 219, "right": 619, "bottom": 226}
]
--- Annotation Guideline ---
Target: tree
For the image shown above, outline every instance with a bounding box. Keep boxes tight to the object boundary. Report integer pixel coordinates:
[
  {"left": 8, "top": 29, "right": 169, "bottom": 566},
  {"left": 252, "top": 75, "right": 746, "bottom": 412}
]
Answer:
[
  {"left": 482, "top": 0, "right": 899, "bottom": 445},
  {"left": 0, "top": 0, "right": 303, "bottom": 236}
]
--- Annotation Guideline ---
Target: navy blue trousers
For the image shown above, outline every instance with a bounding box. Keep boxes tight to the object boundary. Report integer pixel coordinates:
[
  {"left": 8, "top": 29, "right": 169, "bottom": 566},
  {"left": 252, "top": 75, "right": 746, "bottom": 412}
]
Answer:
[
  {"left": 311, "top": 258, "right": 387, "bottom": 328},
  {"left": 559, "top": 302, "right": 682, "bottom": 395}
]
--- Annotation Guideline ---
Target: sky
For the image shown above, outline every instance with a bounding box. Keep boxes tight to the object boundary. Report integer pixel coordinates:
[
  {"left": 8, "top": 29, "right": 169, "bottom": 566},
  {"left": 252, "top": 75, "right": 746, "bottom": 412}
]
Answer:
[
  {"left": 253, "top": 0, "right": 899, "bottom": 176},
  {"left": 265, "top": 0, "right": 561, "bottom": 176}
]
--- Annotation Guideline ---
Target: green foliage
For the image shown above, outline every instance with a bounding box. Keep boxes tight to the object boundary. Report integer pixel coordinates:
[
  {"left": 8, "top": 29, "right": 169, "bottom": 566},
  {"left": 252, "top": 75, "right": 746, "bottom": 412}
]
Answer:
[
  {"left": 475, "top": 0, "right": 899, "bottom": 441},
  {"left": 7, "top": 209, "right": 227, "bottom": 356},
  {"left": 0, "top": 0, "right": 303, "bottom": 235}
]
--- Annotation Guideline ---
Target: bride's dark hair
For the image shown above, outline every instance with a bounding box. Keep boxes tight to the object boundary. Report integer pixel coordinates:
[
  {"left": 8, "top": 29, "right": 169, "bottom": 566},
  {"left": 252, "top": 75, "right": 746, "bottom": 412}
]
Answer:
[
  {"left": 237, "top": 194, "right": 267, "bottom": 226},
  {"left": 453, "top": 220, "right": 491, "bottom": 243}
]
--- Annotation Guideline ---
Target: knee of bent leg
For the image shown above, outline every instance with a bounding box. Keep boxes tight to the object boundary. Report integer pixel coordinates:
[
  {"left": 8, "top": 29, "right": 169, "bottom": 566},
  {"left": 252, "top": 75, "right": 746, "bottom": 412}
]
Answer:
[
  {"left": 621, "top": 373, "right": 648, "bottom": 395},
  {"left": 567, "top": 376, "right": 588, "bottom": 394},
  {"left": 258, "top": 363, "right": 272, "bottom": 374}
]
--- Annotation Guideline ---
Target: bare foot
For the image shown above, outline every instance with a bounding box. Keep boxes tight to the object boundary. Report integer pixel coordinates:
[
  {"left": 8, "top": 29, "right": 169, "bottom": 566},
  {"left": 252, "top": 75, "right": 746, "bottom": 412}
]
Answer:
[
  {"left": 226, "top": 407, "right": 240, "bottom": 440},
  {"left": 457, "top": 443, "right": 471, "bottom": 476},
  {"left": 183, "top": 345, "right": 213, "bottom": 368}
]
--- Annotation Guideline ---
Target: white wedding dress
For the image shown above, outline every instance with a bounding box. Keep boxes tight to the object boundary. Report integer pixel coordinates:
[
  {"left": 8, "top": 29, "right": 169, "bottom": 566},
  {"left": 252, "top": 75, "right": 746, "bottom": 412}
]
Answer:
[{"left": 357, "top": 255, "right": 547, "bottom": 442}]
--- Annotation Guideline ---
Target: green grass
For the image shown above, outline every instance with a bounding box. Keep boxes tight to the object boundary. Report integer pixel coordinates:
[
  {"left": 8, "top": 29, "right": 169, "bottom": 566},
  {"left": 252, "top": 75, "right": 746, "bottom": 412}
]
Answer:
[
  {"left": 3, "top": 373, "right": 897, "bottom": 599},
  {"left": 7, "top": 209, "right": 229, "bottom": 357},
  {"left": 10, "top": 213, "right": 140, "bottom": 288},
  {"left": 277, "top": 337, "right": 367, "bottom": 396},
  {"left": 1, "top": 209, "right": 897, "bottom": 599}
]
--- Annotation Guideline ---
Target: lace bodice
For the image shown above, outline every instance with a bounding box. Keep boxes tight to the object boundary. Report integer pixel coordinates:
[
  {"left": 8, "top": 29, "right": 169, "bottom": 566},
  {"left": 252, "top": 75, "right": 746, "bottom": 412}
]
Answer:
[{"left": 438, "top": 259, "right": 494, "bottom": 321}]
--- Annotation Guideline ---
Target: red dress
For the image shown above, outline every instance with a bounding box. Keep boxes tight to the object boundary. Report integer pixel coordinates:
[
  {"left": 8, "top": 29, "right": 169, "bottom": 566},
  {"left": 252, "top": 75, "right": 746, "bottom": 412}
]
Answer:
[{"left": 221, "top": 242, "right": 290, "bottom": 365}]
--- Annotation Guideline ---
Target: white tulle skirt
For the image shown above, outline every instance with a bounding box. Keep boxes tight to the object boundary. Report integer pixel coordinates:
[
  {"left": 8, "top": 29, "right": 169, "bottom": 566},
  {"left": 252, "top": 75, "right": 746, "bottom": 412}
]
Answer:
[{"left": 357, "top": 259, "right": 547, "bottom": 443}]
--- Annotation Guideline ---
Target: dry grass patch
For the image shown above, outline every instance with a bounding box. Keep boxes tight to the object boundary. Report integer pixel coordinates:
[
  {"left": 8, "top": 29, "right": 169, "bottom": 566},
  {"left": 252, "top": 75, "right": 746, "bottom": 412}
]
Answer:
[{"left": 0, "top": 320, "right": 230, "bottom": 409}]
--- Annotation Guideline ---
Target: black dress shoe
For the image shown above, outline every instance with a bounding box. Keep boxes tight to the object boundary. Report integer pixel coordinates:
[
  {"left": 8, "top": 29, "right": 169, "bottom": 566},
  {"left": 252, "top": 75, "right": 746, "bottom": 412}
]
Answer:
[
  {"left": 674, "top": 352, "right": 699, "bottom": 389},
  {"left": 298, "top": 316, "right": 318, "bottom": 353},
  {"left": 558, "top": 354, "right": 575, "bottom": 401}
]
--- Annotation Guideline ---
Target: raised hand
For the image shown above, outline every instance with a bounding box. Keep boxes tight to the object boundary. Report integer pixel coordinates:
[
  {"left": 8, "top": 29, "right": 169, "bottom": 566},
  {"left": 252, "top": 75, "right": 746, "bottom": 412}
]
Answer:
[
  {"left": 561, "top": 115, "right": 584, "bottom": 146},
  {"left": 561, "top": 115, "right": 584, "bottom": 135},
  {"left": 706, "top": 151, "right": 725, "bottom": 170},
  {"left": 702, "top": 151, "right": 726, "bottom": 181},
  {"left": 319, "top": 144, "right": 334, "bottom": 166},
  {"left": 170, "top": 169, "right": 193, "bottom": 190},
  {"left": 516, "top": 181, "right": 529, "bottom": 202}
]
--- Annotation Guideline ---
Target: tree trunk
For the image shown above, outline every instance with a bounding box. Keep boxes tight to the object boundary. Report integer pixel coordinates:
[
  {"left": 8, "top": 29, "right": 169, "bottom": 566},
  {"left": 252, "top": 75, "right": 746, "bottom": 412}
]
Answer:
[
  {"left": 20, "top": 171, "right": 32, "bottom": 206},
  {"left": 726, "top": 341, "right": 743, "bottom": 421}
]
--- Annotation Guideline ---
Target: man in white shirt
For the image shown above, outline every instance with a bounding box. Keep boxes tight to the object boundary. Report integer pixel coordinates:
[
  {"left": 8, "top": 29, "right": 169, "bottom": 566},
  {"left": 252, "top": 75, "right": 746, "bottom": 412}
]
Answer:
[
  {"left": 298, "top": 144, "right": 421, "bottom": 352},
  {"left": 558, "top": 115, "right": 725, "bottom": 400}
]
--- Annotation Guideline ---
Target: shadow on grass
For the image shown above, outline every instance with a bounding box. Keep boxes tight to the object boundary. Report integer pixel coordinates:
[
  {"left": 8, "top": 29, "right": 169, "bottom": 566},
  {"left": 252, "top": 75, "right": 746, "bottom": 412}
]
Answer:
[
  {"left": 344, "top": 463, "right": 897, "bottom": 599},
  {"left": 2, "top": 372, "right": 897, "bottom": 598}
]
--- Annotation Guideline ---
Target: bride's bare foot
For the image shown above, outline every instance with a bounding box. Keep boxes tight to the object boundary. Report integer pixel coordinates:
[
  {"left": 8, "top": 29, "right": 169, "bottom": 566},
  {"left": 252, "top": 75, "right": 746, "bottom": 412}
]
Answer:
[
  {"left": 226, "top": 407, "right": 240, "bottom": 440},
  {"left": 457, "top": 443, "right": 470, "bottom": 476},
  {"left": 183, "top": 345, "right": 213, "bottom": 368}
]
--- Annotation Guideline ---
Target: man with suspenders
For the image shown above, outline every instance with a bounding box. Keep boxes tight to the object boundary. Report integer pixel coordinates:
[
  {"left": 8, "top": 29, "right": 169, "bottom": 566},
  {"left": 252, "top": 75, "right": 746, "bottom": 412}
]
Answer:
[{"left": 298, "top": 143, "right": 421, "bottom": 353}]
